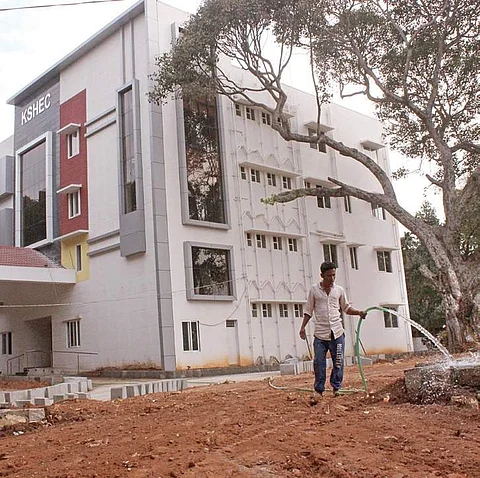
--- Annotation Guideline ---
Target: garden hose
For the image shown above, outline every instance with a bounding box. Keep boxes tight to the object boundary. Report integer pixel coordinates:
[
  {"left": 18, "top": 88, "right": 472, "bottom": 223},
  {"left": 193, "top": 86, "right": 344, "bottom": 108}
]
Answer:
[{"left": 268, "top": 305, "right": 385, "bottom": 396}]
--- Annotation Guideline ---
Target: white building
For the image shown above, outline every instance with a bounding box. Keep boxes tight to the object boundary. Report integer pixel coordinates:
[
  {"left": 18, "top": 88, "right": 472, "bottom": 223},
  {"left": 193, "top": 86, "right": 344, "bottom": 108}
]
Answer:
[{"left": 0, "top": 0, "right": 412, "bottom": 375}]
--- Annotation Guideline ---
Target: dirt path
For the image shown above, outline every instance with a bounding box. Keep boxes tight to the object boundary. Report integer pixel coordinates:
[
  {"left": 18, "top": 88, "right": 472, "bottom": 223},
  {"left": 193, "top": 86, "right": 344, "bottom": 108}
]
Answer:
[{"left": 1, "top": 356, "right": 479, "bottom": 477}]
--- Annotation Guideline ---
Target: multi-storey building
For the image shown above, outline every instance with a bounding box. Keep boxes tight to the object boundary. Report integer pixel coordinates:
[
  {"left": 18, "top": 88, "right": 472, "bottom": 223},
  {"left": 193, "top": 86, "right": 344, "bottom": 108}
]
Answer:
[{"left": 0, "top": 0, "right": 412, "bottom": 374}]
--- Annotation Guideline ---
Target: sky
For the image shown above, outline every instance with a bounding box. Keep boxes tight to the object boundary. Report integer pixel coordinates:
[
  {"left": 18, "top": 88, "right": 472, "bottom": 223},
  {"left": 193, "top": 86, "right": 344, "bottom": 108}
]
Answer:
[{"left": 0, "top": 0, "right": 442, "bottom": 222}]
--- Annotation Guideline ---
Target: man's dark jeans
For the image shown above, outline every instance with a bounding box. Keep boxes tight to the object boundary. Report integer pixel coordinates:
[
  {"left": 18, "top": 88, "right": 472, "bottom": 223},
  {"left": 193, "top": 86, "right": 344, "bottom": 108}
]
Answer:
[{"left": 313, "top": 333, "right": 345, "bottom": 393}]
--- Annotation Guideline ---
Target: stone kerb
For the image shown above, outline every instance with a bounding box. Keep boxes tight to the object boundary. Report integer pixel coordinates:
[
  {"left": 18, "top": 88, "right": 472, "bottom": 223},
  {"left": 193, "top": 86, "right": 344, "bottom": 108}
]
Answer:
[{"left": 110, "top": 378, "right": 187, "bottom": 401}]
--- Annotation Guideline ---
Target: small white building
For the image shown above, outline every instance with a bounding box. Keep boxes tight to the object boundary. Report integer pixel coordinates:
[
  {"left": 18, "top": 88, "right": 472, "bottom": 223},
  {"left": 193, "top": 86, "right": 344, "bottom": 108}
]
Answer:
[{"left": 0, "top": 0, "right": 412, "bottom": 375}]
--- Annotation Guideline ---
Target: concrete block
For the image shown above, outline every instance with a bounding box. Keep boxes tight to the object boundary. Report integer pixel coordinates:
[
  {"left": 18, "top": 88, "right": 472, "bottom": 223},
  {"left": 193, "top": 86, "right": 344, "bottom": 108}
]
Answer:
[
  {"left": 87, "top": 379, "right": 93, "bottom": 391},
  {"left": 33, "top": 397, "right": 53, "bottom": 406},
  {"left": 110, "top": 387, "right": 126, "bottom": 400},
  {"left": 28, "top": 388, "right": 47, "bottom": 400},
  {"left": 280, "top": 364, "right": 295, "bottom": 375},
  {"left": 66, "top": 393, "right": 78, "bottom": 399},
  {"left": 67, "top": 382, "right": 79, "bottom": 393},
  {"left": 125, "top": 385, "right": 138, "bottom": 398},
  {"left": 151, "top": 382, "right": 159, "bottom": 393},
  {"left": 53, "top": 394, "right": 66, "bottom": 403},
  {"left": 77, "top": 392, "right": 90, "bottom": 399},
  {"left": 144, "top": 383, "right": 151, "bottom": 394},
  {"left": 136, "top": 384, "right": 145, "bottom": 395},
  {"left": 354, "top": 357, "right": 373, "bottom": 366},
  {"left": 45, "top": 384, "right": 68, "bottom": 398},
  {"left": 15, "top": 399, "right": 33, "bottom": 407},
  {"left": 26, "top": 408, "right": 46, "bottom": 422},
  {"left": 78, "top": 381, "right": 88, "bottom": 392}
]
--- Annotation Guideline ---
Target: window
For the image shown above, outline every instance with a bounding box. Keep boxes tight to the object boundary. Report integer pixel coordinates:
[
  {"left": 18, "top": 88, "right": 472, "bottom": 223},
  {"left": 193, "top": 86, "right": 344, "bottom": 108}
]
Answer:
[
  {"left": 67, "top": 130, "right": 79, "bottom": 158},
  {"left": 383, "top": 308, "right": 399, "bottom": 328},
  {"left": 272, "top": 236, "right": 282, "bottom": 250},
  {"left": 308, "top": 128, "right": 327, "bottom": 153},
  {"left": 371, "top": 203, "right": 386, "bottom": 220},
  {"left": 246, "top": 107, "right": 256, "bottom": 121},
  {"left": 377, "top": 250, "right": 393, "bottom": 272},
  {"left": 266, "top": 172, "right": 277, "bottom": 187},
  {"left": 190, "top": 245, "right": 233, "bottom": 297},
  {"left": 251, "top": 303, "right": 258, "bottom": 317},
  {"left": 304, "top": 181, "right": 311, "bottom": 188},
  {"left": 294, "top": 304, "right": 304, "bottom": 318},
  {"left": 246, "top": 233, "right": 252, "bottom": 247},
  {"left": 240, "top": 166, "right": 247, "bottom": 180},
  {"left": 288, "top": 238, "right": 298, "bottom": 252},
  {"left": 235, "top": 104, "right": 242, "bottom": 117},
  {"left": 282, "top": 176, "right": 292, "bottom": 190},
  {"left": 251, "top": 169, "right": 261, "bottom": 183},
  {"left": 261, "top": 112, "right": 271, "bottom": 125},
  {"left": 262, "top": 303, "right": 272, "bottom": 318},
  {"left": 76, "top": 244, "right": 82, "bottom": 272},
  {"left": 279, "top": 303, "right": 289, "bottom": 318},
  {"left": 67, "top": 320, "right": 81, "bottom": 348},
  {"left": 119, "top": 86, "right": 137, "bottom": 214},
  {"left": 344, "top": 196, "right": 352, "bottom": 213},
  {"left": 67, "top": 190, "right": 80, "bottom": 218},
  {"left": 323, "top": 243, "right": 338, "bottom": 265},
  {"left": 19, "top": 139, "right": 47, "bottom": 246},
  {"left": 182, "top": 321, "right": 200, "bottom": 351},
  {"left": 184, "top": 96, "right": 226, "bottom": 223},
  {"left": 316, "top": 185, "right": 331, "bottom": 209},
  {"left": 256, "top": 234, "right": 267, "bottom": 248},
  {"left": 349, "top": 246, "right": 359, "bottom": 270},
  {"left": 1, "top": 332, "right": 12, "bottom": 355}
]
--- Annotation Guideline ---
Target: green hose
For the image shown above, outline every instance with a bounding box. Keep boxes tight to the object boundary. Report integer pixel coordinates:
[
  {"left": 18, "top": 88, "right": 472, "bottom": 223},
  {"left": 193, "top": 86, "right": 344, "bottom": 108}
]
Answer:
[{"left": 269, "top": 306, "right": 386, "bottom": 396}]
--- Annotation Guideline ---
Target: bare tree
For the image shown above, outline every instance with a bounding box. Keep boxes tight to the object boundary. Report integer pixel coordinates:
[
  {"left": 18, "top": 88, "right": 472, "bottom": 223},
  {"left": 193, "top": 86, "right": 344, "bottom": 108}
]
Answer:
[{"left": 149, "top": 0, "right": 480, "bottom": 350}]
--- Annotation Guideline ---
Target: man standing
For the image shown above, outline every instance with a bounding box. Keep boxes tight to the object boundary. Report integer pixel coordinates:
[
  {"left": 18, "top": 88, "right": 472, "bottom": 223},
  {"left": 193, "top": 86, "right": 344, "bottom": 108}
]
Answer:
[{"left": 299, "top": 261, "right": 367, "bottom": 396}]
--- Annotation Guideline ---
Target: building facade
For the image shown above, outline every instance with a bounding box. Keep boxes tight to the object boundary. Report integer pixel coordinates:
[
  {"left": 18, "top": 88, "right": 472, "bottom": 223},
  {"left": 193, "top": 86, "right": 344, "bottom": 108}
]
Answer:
[{"left": 0, "top": 0, "right": 412, "bottom": 374}]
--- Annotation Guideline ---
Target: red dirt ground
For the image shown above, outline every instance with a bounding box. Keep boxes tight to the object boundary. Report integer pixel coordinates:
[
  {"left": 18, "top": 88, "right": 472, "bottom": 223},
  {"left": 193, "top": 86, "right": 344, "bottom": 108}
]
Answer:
[{"left": 1, "top": 356, "right": 479, "bottom": 478}]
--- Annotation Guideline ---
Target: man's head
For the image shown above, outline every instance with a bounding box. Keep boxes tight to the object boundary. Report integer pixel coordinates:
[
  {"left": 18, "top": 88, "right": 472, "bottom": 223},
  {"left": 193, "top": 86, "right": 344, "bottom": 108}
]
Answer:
[{"left": 320, "top": 261, "right": 337, "bottom": 287}]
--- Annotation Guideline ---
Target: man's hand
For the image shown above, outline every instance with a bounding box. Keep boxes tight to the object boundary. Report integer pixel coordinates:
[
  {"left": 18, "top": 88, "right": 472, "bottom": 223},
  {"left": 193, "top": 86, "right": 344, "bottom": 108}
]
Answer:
[
  {"left": 359, "top": 310, "right": 367, "bottom": 320},
  {"left": 299, "top": 327, "right": 306, "bottom": 340}
]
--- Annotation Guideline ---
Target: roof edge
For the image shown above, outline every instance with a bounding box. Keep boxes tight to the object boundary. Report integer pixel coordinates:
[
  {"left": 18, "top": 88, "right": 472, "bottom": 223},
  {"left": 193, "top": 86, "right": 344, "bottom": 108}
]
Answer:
[{"left": 7, "top": 0, "right": 145, "bottom": 106}]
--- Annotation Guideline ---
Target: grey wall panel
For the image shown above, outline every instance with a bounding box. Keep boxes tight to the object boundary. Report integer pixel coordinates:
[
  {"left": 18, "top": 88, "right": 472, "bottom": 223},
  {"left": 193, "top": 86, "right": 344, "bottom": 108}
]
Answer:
[
  {"left": 0, "top": 156, "right": 14, "bottom": 199},
  {"left": 0, "top": 208, "right": 14, "bottom": 245},
  {"left": 13, "top": 79, "right": 61, "bottom": 240}
]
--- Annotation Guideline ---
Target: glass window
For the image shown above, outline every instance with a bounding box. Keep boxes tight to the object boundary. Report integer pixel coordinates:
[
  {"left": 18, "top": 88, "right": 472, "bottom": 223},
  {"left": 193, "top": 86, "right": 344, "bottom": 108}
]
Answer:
[
  {"left": 67, "top": 190, "right": 80, "bottom": 218},
  {"left": 377, "top": 250, "right": 393, "bottom": 272},
  {"left": 279, "top": 303, "right": 288, "bottom": 318},
  {"left": 262, "top": 303, "right": 272, "bottom": 318},
  {"left": 282, "top": 176, "right": 292, "bottom": 190},
  {"left": 182, "top": 321, "right": 200, "bottom": 351},
  {"left": 191, "top": 246, "right": 232, "bottom": 296},
  {"left": 235, "top": 104, "right": 242, "bottom": 117},
  {"left": 183, "top": 96, "right": 226, "bottom": 223},
  {"left": 323, "top": 243, "right": 338, "bottom": 265},
  {"left": 20, "top": 140, "right": 47, "bottom": 246},
  {"left": 261, "top": 112, "right": 271, "bottom": 125},
  {"left": 240, "top": 166, "right": 247, "bottom": 180},
  {"left": 371, "top": 203, "right": 386, "bottom": 220},
  {"left": 76, "top": 244, "right": 82, "bottom": 272},
  {"left": 120, "top": 87, "right": 136, "bottom": 214},
  {"left": 308, "top": 128, "right": 327, "bottom": 153},
  {"left": 349, "top": 246, "right": 358, "bottom": 270},
  {"left": 246, "top": 233, "right": 252, "bottom": 247},
  {"left": 316, "top": 185, "right": 331, "bottom": 209},
  {"left": 67, "top": 320, "right": 81, "bottom": 348},
  {"left": 294, "top": 304, "right": 303, "bottom": 318},
  {"left": 383, "top": 308, "right": 399, "bottom": 328},
  {"left": 246, "top": 107, "right": 256, "bottom": 121},
  {"left": 1, "top": 332, "right": 12, "bottom": 355},
  {"left": 272, "top": 236, "right": 282, "bottom": 250},
  {"left": 251, "top": 169, "right": 261, "bottom": 183},
  {"left": 67, "top": 130, "right": 79, "bottom": 158},
  {"left": 251, "top": 303, "right": 258, "bottom": 317},
  {"left": 344, "top": 195, "right": 352, "bottom": 213},
  {"left": 288, "top": 238, "right": 298, "bottom": 252},
  {"left": 256, "top": 234, "right": 266, "bottom": 248},
  {"left": 267, "top": 172, "right": 276, "bottom": 187}
]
